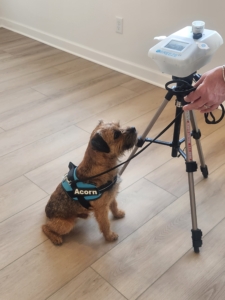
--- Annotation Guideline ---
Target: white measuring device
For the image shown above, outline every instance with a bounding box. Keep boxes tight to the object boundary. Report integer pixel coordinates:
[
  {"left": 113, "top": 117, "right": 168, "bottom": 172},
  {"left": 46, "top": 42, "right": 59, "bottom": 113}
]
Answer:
[{"left": 148, "top": 21, "right": 223, "bottom": 77}]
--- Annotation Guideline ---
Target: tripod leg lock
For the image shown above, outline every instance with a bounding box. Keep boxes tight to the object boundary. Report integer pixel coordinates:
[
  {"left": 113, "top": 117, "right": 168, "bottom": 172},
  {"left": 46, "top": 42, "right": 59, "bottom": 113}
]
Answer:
[
  {"left": 191, "top": 229, "right": 203, "bottom": 253},
  {"left": 186, "top": 161, "right": 198, "bottom": 172},
  {"left": 192, "top": 129, "right": 201, "bottom": 140}
]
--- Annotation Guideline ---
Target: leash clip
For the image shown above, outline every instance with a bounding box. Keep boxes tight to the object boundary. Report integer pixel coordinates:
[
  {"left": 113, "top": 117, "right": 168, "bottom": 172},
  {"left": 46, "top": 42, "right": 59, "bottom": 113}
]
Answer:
[{"left": 62, "top": 173, "right": 71, "bottom": 184}]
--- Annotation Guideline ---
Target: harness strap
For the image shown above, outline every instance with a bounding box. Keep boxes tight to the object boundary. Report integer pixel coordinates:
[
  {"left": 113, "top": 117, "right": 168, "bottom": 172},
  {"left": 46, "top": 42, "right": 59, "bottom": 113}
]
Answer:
[
  {"left": 63, "top": 162, "right": 117, "bottom": 210},
  {"left": 65, "top": 190, "right": 92, "bottom": 210}
]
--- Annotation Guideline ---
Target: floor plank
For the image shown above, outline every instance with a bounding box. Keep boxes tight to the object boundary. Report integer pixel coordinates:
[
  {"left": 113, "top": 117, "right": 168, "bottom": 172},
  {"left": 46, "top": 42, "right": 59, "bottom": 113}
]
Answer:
[
  {"left": 33, "top": 64, "right": 113, "bottom": 97},
  {"left": 0, "top": 35, "right": 38, "bottom": 51},
  {"left": 76, "top": 87, "right": 166, "bottom": 132},
  {"left": 0, "top": 67, "right": 66, "bottom": 93},
  {"left": 0, "top": 196, "right": 48, "bottom": 269},
  {"left": 4, "top": 40, "right": 56, "bottom": 57},
  {"left": 0, "top": 88, "right": 48, "bottom": 114},
  {"left": 121, "top": 78, "right": 155, "bottom": 94},
  {"left": 0, "top": 85, "right": 136, "bottom": 130},
  {"left": 0, "top": 176, "right": 47, "bottom": 222},
  {"left": 0, "top": 29, "right": 25, "bottom": 43},
  {"left": 0, "top": 47, "right": 60, "bottom": 71},
  {"left": 0, "top": 51, "right": 78, "bottom": 83},
  {"left": 25, "top": 145, "right": 88, "bottom": 194},
  {"left": 0, "top": 126, "right": 89, "bottom": 186},
  {"left": 0, "top": 51, "right": 13, "bottom": 60},
  {"left": 54, "top": 57, "right": 96, "bottom": 74},
  {"left": 48, "top": 268, "right": 127, "bottom": 300}
]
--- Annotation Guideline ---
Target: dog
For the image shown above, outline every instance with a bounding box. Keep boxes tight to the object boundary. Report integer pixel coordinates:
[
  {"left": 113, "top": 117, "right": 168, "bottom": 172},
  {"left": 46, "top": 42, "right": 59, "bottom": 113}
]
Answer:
[{"left": 42, "top": 120, "right": 137, "bottom": 245}]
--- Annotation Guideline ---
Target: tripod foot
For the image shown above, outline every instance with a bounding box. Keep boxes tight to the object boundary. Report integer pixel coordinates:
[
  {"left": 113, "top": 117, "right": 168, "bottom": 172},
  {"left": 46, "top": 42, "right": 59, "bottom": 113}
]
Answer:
[
  {"left": 194, "top": 247, "right": 200, "bottom": 253},
  {"left": 191, "top": 229, "right": 203, "bottom": 253},
  {"left": 200, "top": 165, "right": 208, "bottom": 178}
]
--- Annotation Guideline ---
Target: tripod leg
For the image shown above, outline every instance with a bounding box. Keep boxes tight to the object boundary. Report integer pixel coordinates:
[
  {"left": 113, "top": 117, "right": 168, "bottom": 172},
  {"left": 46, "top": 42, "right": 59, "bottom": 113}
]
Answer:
[
  {"left": 190, "top": 110, "right": 208, "bottom": 178},
  {"left": 183, "top": 110, "right": 203, "bottom": 253},
  {"left": 171, "top": 105, "right": 183, "bottom": 157},
  {"left": 119, "top": 97, "right": 170, "bottom": 175}
]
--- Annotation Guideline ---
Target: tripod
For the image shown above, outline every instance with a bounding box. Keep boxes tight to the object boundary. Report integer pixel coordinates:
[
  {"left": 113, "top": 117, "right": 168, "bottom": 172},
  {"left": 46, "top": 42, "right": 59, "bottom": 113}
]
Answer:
[{"left": 119, "top": 73, "right": 208, "bottom": 253}]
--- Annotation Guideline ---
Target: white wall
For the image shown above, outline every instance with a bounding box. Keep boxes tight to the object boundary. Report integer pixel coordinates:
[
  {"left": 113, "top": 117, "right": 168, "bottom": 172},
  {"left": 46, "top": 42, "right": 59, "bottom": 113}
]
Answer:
[
  {"left": 0, "top": 0, "right": 224, "bottom": 87},
  {"left": 0, "top": 0, "right": 3, "bottom": 26}
]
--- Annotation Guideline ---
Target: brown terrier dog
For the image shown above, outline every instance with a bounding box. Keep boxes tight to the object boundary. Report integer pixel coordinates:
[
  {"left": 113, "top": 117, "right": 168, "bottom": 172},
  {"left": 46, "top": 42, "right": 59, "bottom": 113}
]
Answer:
[{"left": 42, "top": 121, "right": 137, "bottom": 245}]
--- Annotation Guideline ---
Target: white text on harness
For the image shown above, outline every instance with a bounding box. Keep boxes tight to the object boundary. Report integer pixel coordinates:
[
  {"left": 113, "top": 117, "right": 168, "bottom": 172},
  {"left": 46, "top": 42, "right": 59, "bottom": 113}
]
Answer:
[{"left": 74, "top": 189, "right": 98, "bottom": 195}]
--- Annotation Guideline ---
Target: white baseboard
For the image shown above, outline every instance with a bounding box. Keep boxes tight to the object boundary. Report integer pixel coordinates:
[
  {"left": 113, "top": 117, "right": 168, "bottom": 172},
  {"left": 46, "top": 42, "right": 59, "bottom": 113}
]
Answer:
[{"left": 0, "top": 17, "right": 170, "bottom": 88}]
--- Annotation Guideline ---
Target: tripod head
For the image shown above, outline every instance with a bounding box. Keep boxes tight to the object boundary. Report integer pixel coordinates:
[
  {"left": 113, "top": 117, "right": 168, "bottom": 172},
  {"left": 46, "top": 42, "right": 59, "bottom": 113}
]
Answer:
[
  {"left": 165, "top": 73, "right": 197, "bottom": 106},
  {"left": 165, "top": 73, "right": 225, "bottom": 124}
]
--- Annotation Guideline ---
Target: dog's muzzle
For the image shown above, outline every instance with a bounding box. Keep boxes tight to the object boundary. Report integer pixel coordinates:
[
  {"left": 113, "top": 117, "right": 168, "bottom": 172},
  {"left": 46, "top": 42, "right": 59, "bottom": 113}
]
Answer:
[{"left": 123, "top": 127, "right": 137, "bottom": 150}]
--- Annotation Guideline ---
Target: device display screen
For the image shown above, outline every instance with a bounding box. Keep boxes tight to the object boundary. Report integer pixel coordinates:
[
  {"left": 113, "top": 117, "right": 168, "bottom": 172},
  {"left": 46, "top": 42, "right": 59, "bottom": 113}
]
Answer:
[{"left": 164, "top": 40, "right": 189, "bottom": 51}]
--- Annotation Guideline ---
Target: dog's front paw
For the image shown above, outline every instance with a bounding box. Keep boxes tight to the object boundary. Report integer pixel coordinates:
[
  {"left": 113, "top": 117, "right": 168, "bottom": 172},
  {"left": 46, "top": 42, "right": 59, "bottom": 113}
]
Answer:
[
  {"left": 105, "top": 231, "right": 119, "bottom": 242},
  {"left": 51, "top": 236, "right": 63, "bottom": 245},
  {"left": 42, "top": 225, "right": 63, "bottom": 245},
  {"left": 114, "top": 209, "right": 125, "bottom": 219}
]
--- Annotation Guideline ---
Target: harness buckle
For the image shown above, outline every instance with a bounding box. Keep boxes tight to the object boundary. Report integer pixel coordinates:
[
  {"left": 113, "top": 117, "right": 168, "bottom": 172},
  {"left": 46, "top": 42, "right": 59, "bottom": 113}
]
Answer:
[{"left": 62, "top": 173, "right": 71, "bottom": 184}]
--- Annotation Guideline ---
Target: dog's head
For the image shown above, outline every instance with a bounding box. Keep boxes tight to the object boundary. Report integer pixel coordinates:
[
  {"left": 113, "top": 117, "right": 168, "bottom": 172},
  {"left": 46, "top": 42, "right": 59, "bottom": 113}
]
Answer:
[{"left": 90, "top": 120, "right": 137, "bottom": 157}]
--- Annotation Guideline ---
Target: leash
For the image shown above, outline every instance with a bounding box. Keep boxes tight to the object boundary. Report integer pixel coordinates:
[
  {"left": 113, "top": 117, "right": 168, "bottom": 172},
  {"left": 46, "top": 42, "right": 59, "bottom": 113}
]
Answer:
[
  {"left": 83, "top": 110, "right": 184, "bottom": 181},
  {"left": 82, "top": 102, "right": 224, "bottom": 181}
]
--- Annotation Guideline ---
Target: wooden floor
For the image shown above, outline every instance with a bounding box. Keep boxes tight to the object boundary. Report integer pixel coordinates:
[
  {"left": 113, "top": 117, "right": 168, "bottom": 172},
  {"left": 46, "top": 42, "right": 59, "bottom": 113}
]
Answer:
[{"left": 1, "top": 27, "right": 225, "bottom": 300}]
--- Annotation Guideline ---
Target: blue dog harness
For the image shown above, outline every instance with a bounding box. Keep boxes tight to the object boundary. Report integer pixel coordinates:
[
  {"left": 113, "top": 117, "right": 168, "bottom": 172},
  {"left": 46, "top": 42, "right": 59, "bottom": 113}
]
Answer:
[{"left": 61, "top": 162, "right": 117, "bottom": 209}]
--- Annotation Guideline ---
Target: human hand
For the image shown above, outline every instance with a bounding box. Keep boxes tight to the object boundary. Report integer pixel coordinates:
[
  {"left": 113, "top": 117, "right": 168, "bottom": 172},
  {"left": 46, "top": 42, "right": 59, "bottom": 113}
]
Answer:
[{"left": 183, "top": 66, "right": 225, "bottom": 113}]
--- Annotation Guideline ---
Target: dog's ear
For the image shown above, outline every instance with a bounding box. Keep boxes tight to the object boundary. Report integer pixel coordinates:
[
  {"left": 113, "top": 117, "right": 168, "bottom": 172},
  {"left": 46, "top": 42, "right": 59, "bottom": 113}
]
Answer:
[
  {"left": 91, "top": 133, "right": 110, "bottom": 153},
  {"left": 98, "top": 119, "right": 104, "bottom": 125}
]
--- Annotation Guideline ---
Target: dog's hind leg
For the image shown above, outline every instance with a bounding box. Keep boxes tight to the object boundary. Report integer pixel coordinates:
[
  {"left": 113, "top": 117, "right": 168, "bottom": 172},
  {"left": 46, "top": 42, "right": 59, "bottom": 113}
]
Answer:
[
  {"left": 42, "top": 217, "right": 76, "bottom": 245},
  {"left": 110, "top": 199, "right": 125, "bottom": 219},
  {"left": 94, "top": 206, "right": 118, "bottom": 242}
]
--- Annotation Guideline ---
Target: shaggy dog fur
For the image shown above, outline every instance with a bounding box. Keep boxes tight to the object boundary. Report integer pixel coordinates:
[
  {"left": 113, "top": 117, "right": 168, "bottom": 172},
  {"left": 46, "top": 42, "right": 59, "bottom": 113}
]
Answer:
[{"left": 42, "top": 121, "right": 137, "bottom": 245}]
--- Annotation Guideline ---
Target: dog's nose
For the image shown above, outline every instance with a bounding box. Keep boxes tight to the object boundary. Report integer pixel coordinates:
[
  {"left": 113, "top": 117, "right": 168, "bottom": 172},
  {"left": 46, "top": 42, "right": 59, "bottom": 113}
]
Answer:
[{"left": 127, "top": 127, "right": 136, "bottom": 133}]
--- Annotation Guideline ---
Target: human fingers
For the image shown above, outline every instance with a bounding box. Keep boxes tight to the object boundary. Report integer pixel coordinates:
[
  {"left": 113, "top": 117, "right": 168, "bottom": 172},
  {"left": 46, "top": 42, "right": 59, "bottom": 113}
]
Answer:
[
  {"left": 184, "top": 75, "right": 205, "bottom": 103},
  {"left": 183, "top": 102, "right": 200, "bottom": 111},
  {"left": 185, "top": 87, "right": 203, "bottom": 103},
  {"left": 199, "top": 104, "right": 219, "bottom": 113},
  {"left": 193, "top": 74, "right": 205, "bottom": 88},
  {"left": 183, "top": 102, "right": 218, "bottom": 112}
]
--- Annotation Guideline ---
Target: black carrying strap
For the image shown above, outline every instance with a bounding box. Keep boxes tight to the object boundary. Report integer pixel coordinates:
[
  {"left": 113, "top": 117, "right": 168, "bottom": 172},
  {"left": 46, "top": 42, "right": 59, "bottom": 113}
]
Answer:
[
  {"left": 192, "top": 74, "right": 225, "bottom": 125},
  {"left": 204, "top": 104, "right": 225, "bottom": 124}
]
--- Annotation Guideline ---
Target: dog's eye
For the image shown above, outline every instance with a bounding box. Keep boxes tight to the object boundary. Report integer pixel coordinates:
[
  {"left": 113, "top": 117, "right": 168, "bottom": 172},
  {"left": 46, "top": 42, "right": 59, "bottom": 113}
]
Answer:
[{"left": 114, "top": 130, "right": 121, "bottom": 139}]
